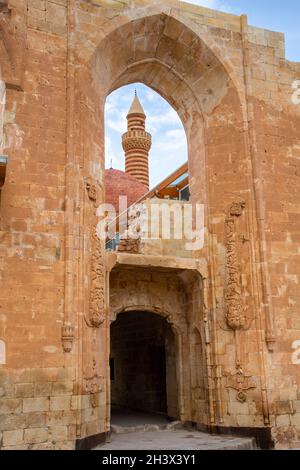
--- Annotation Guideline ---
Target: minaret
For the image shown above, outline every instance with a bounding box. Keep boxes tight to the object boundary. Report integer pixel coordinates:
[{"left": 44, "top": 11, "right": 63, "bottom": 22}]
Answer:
[{"left": 122, "top": 92, "right": 152, "bottom": 190}]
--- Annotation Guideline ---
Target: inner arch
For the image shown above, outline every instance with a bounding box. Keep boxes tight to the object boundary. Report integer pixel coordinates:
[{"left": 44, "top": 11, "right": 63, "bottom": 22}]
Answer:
[
  {"left": 86, "top": 13, "right": 240, "bottom": 208},
  {"left": 110, "top": 311, "right": 179, "bottom": 421}
]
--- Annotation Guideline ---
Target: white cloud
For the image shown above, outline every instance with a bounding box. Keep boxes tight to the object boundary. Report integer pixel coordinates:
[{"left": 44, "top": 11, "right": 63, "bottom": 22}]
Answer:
[
  {"left": 106, "top": 112, "right": 127, "bottom": 133},
  {"left": 145, "top": 89, "right": 157, "bottom": 103},
  {"left": 166, "top": 129, "right": 186, "bottom": 140},
  {"left": 158, "top": 129, "right": 187, "bottom": 151},
  {"left": 147, "top": 108, "right": 182, "bottom": 135}
]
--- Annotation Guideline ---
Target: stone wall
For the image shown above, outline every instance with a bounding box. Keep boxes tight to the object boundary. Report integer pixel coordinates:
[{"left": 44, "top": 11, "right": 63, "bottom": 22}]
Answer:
[{"left": 0, "top": 0, "right": 299, "bottom": 449}]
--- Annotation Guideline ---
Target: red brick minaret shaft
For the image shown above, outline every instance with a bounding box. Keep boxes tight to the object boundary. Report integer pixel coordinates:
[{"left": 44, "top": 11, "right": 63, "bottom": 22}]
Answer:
[{"left": 122, "top": 92, "right": 152, "bottom": 190}]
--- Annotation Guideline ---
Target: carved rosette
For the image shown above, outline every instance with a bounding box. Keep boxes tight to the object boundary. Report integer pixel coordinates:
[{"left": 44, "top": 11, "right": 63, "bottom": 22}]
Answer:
[
  {"left": 225, "top": 366, "right": 257, "bottom": 403},
  {"left": 83, "top": 357, "right": 103, "bottom": 408},
  {"left": 61, "top": 324, "right": 75, "bottom": 353},
  {"left": 224, "top": 202, "right": 250, "bottom": 330}
]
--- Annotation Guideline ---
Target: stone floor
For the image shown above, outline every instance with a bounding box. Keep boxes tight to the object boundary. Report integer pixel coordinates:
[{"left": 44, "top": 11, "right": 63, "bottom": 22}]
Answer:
[
  {"left": 95, "top": 408, "right": 257, "bottom": 450},
  {"left": 111, "top": 407, "right": 171, "bottom": 429},
  {"left": 95, "top": 429, "right": 257, "bottom": 450}
]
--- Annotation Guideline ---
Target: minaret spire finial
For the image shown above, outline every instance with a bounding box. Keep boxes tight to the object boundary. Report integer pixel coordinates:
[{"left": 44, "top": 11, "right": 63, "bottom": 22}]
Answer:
[{"left": 122, "top": 92, "right": 151, "bottom": 190}]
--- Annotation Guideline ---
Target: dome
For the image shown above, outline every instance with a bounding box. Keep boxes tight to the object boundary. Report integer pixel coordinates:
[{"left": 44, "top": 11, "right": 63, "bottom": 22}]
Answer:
[{"left": 105, "top": 168, "right": 148, "bottom": 212}]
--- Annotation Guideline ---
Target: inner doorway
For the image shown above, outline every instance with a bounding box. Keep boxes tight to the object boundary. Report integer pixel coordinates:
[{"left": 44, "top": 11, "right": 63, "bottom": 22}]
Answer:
[{"left": 110, "top": 311, "right": 179, "bottom": 426}]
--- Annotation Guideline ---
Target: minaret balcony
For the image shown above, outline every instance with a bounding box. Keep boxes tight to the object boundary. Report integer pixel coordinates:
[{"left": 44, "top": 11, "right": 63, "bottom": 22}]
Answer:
[{"left": 122, "top": 131, "right": 152, "bottom": 152}]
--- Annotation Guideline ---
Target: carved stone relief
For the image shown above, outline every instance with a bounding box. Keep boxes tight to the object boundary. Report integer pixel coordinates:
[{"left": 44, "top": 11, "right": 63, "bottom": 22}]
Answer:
[
  {"left": 61, "top": 324, "right": 75, "bottom": 353},
  {"left": 85, "top": 224, "right": 105, "bottom": 328},
  {"left": 225, "top": 365, "right": 257, "bottom": 403},
  {"left": 83, "top": 357, "right": 103, "bottom": 408},
  {"left": 224, "top": 201, "right": 252, "bottom": 331},
  {"left": 85, "top": 178, "right": 106, "bottom": 328},
  {"left": 85, "top": 177, "right": 100, "bottom": 208}
]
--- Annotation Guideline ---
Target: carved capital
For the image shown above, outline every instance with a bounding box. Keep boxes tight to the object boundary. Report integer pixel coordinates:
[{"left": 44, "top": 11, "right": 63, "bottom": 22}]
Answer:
[
  {"left": 229, "top": 201, "right": 246, "bottom": 217},
  {"left": 61, "top": 324, "right": 74, "bottom": 353}
]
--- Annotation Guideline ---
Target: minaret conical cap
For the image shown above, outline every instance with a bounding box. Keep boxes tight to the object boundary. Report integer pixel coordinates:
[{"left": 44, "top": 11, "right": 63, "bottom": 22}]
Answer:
[{"left": 127, "top": 92, "right": 146, "bottom": 117}]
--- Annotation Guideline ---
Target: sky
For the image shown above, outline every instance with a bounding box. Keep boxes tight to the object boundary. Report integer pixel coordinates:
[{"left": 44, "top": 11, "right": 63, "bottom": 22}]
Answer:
[
  {"left": 105, "top": 84, "right": 188, "bottom": 188},
  {"left": 105, "top": 1, "right": 299, "bottom": 188}
]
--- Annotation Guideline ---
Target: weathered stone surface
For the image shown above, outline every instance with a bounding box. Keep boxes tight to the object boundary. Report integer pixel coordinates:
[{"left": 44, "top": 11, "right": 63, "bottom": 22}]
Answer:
[{"left": 0, "top": 0, "right": 299, "bottom": 451}]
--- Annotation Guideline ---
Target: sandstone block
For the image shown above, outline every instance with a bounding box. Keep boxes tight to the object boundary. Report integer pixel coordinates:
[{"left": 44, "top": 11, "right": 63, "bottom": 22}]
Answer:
[
  {"left": 51, "top": 381, "right": 74, "bottom": 396},
  {"left": 50, "top": 396, "right": 71, "bottom": 411},
  {"left": 3, "top": 430, "right": 24, "bottom": 447},
  {"left": 15, "top": 383, "right": 34, "bottom": 398},
  {"left": 23, "top": 397, "right": 50, "bottom": 413},
  {"left": 0, "top": 398, "right": 22, "bottom": 415},
  {"left": 49, "top": 425, "right": 68, "bottom": 442},
  {"left": 24, "top": 427, "right": 48, "bottom": 445}
]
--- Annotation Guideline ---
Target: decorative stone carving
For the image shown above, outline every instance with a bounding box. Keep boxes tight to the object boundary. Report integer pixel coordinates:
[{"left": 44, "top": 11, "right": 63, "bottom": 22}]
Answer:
[
  {"left": 225, "top": 365, "right": 257, "bottom": 403},
  {"left": 85, "top": 225, "right": 105, "bottom": 328},
  {"left": 117, "top": 203, "right": 145, "bottom": 253},
  {"left": 224, "top": 201, "right": 251, "bottom": 330},
  {"left": 0, "top": 339, "right": 6, "bottom": 365},
  {"left": 85, "top": 177, "right": 100, "bottom": 208},
  {"left": 83, "top": 357, "right": 103, "bottom": 408},
  {"left": 0, "top": 1, "right": 9, "bottom": 13},
  {"left": 122, "top": 132, "right": 152, "bottom": 152},
  {"left": 84, "top": 176, "right": 105, "bottom": 328},
  {"left": 61, "top": 324, "right": 74, "bottom": 353},
  {"left": 229, "top": 202, "right": 245, "bottom": 218}
]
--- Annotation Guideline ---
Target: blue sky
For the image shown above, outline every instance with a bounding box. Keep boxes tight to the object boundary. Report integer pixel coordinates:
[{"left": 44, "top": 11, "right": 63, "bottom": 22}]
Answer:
[
  {"left": 105, "top": 1, "right": 299, "bottom": 188},
  {"left": 105, "top": 84, "right": 188, "bottom": 188}
]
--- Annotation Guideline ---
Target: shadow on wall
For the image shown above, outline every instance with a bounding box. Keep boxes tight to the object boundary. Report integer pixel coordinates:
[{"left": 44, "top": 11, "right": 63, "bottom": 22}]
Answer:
[{"left": 110, "top": 311, "right": 179, "bottom": 419}]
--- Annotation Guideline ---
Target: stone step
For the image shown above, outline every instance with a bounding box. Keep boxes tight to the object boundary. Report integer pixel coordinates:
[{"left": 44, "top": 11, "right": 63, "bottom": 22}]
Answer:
[
  {"left": 96, "top": 429, "right": 258, "bottom": 450},
  {"left": 110, "top": 422, "right": 258, "bottom": 450},
  {"left": 220, "top": 437, "right": 257, "bottom": 450}
]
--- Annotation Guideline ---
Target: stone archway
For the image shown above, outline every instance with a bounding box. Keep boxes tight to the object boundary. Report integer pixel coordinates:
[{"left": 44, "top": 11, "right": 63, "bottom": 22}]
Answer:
[
  {"left": 69, "top": 3, "right": 268, "bottom": 447},
  {"left": 2, "top": 0, "right": 299, "bottom": 451},
  {"left": 110, "top": 310, "right": 179, "bottom": 422},
  {"left": 108, "top": 265, "right": 195, "bottom": 424}
]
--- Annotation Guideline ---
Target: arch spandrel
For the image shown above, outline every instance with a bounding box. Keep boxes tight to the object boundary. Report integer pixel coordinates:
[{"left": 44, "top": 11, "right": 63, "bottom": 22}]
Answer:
[
  {"left": 87, "top": 13, "right": 240, "bottom": 120},
  {"left": 79, "top": 3, "right": 243, "bottom": 102}
]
